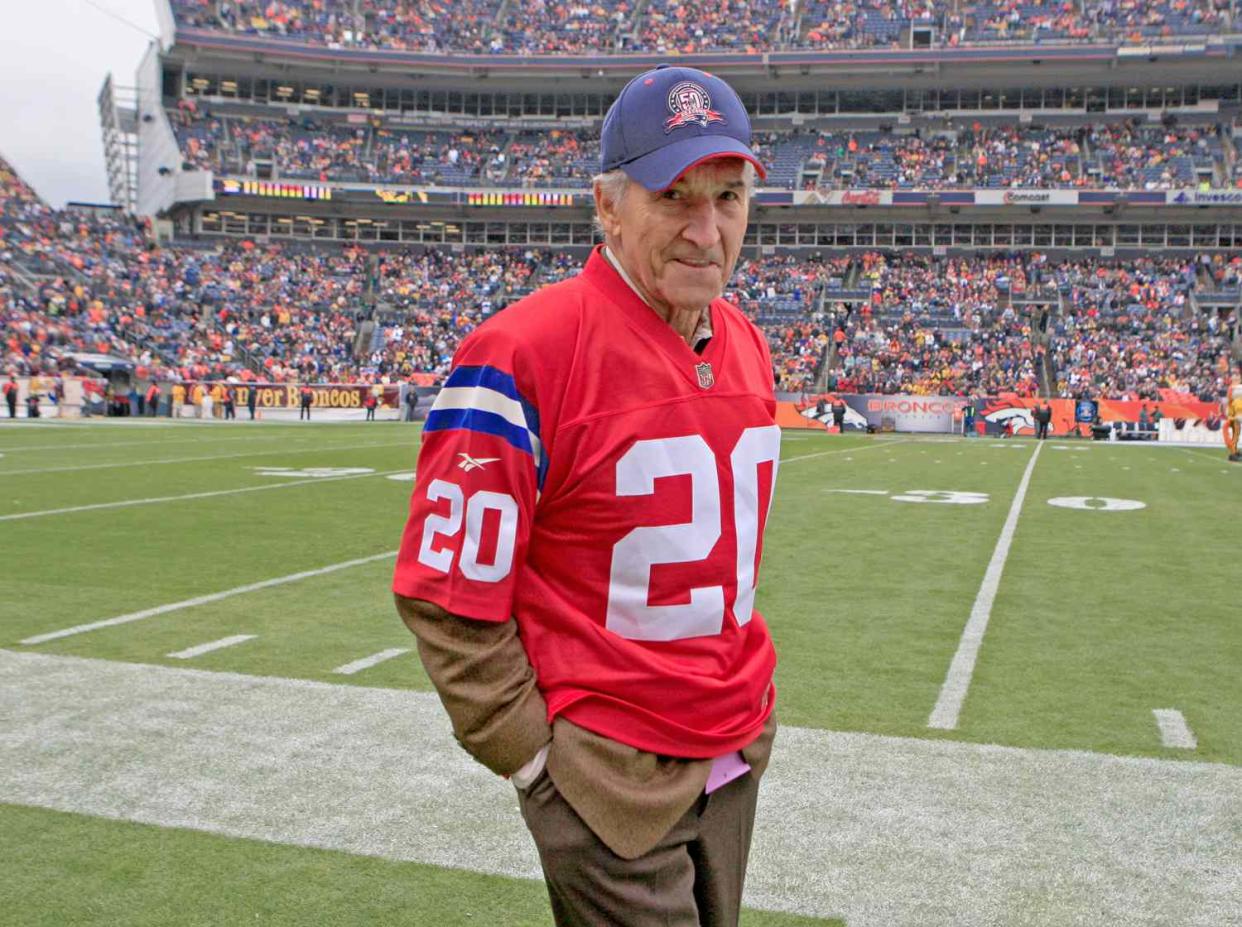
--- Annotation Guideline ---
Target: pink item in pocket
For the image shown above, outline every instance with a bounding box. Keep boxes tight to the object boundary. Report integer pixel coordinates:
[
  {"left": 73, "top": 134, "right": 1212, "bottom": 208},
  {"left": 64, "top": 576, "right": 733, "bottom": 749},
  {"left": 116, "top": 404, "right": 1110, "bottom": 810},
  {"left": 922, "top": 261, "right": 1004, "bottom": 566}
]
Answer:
[{"left": 705, "top": 750, "right": 751, "bottom": 794}]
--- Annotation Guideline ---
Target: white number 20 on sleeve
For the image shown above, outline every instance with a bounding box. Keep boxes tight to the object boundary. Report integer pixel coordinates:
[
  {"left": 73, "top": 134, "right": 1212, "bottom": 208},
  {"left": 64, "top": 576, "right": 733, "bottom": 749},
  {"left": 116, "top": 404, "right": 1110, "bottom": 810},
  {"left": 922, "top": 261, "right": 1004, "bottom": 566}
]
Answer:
[
  {"left": 606, "top": 425, "right": 780, "bottom": 642},
  {"left": 417, "top": 479, "right": 519, "bottom": 582}
]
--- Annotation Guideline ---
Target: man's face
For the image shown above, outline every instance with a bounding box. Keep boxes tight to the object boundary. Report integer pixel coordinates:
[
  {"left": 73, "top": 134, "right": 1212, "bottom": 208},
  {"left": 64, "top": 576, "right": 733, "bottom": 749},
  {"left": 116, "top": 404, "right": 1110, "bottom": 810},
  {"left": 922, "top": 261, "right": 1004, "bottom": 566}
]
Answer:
[{"left": 597, "top": 158, "right": 749, "bottom": 316}]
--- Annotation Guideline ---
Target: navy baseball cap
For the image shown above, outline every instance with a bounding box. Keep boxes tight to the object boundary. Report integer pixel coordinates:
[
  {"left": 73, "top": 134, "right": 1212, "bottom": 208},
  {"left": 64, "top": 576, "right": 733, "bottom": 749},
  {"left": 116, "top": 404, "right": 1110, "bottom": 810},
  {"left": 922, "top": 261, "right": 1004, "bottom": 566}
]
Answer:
[{"left": 601, "top": 65, "right": 766, "bottom": 191}]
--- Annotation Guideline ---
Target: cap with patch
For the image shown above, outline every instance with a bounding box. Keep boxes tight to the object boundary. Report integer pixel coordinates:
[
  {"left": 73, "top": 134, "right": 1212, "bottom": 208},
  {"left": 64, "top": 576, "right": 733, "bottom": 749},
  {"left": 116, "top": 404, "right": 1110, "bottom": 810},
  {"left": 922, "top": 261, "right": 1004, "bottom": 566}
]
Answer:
[{"left": 601, "top": 65, "right": 766, "bottom": 191}]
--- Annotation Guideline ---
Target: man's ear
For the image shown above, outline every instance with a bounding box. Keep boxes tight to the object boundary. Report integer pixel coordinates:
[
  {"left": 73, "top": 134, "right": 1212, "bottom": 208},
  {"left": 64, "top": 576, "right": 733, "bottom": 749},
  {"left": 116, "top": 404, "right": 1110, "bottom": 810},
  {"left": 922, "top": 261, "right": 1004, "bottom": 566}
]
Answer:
[{"left": 593, "top": 181, "right": 622, "bottom": 239}]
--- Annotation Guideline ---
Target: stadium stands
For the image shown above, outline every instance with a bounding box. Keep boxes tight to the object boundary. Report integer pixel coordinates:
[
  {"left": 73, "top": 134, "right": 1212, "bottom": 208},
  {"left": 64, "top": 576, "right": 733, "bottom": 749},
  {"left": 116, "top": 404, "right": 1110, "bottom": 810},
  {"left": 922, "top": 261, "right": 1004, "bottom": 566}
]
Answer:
[
  {"left": 166, "top": 102, "right": 1242, "bottom": 191},
  {"left": 2, "top": 151, "right": 1234, "bottom": 401},
  {"left": 168, "top": 0, "right": 1237, "bottom": 52}
]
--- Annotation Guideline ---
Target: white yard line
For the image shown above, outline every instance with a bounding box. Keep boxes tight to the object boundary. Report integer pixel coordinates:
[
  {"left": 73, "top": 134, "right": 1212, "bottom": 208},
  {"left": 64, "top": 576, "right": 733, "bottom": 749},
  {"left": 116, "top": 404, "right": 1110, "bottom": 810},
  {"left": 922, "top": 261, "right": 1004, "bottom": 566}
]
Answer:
[
  {"left": 1, "top": 649, "right": 1237, "bottom": 927},
  {"left": 167, "top": 635, "right": 256, "bottom": 660},
  {"left": 1182, "top": 446, "right": 1233, "bottom": 464},
  {"left": 1153, "top": 709, "right": 1198, "bottom": 749},
  {"left": 781, "top": 438, "right": 909, "bottom": 464},
  {"left": 0, "top": 440, "right": 414, "bottom": 476},
  {"left": 19, "top": 551, "right": 398, "bottom": 645},
  {"left": 928, "top": 441, "right": 1044, "bottom": 730},
  {"left": 0, "top": 468, "right": 410, "bottom": 523},
  {"left": 331, "top": 648, "right": 412, "bottom": 676},
  {"left": 0, "top": 434, "right": 314, "bottom": 453}
]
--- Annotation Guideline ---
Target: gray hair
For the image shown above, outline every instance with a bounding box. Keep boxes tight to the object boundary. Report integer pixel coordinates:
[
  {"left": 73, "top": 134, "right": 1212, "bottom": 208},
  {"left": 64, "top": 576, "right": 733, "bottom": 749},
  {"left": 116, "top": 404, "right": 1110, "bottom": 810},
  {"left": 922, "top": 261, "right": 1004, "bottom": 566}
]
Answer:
[{"left": 591, "top": 162, "right": 757, "bottom": 235}]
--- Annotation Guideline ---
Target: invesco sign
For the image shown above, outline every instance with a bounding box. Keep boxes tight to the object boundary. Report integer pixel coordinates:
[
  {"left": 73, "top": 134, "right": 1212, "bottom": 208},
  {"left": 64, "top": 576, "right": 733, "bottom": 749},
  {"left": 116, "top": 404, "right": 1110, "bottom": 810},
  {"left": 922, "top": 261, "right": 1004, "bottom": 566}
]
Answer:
[{"left": 1171, "top": 190, "right": 1242, "bottom": 205}]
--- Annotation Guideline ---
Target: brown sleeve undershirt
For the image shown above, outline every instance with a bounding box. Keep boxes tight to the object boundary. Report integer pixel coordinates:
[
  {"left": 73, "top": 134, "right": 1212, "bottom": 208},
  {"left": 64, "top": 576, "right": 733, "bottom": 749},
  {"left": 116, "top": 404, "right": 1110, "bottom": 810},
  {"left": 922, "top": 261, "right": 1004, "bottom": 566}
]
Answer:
[
  {"left": 395, "top": 592, "right": 778, "bottom": 860},
  {"left": 394, "top": 593, "right": 551, "bottom": 777}
]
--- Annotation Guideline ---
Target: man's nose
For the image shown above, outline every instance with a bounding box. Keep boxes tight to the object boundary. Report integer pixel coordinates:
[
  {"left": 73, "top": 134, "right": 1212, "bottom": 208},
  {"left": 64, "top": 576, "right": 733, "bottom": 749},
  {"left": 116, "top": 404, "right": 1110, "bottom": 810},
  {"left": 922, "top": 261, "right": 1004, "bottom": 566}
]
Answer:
[{"left": 680, "top": 200, "right": 722, "bottom": 251}]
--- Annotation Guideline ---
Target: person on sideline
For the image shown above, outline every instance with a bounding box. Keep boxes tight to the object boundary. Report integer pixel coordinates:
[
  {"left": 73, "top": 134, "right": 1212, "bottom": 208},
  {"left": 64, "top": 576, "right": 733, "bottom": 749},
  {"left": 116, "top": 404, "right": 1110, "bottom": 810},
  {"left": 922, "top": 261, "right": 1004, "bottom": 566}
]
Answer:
[{"left": 393, "top": 65, "right": 778, "bottom": 927}]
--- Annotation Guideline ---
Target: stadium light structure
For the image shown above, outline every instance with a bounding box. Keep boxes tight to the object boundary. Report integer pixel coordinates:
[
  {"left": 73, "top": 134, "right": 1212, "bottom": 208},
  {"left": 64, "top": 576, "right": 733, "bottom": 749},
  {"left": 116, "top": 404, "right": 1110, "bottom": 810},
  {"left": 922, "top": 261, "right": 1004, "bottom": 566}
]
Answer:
[{"left": 97, "top": 73, "right": 138, "bottom": 214}]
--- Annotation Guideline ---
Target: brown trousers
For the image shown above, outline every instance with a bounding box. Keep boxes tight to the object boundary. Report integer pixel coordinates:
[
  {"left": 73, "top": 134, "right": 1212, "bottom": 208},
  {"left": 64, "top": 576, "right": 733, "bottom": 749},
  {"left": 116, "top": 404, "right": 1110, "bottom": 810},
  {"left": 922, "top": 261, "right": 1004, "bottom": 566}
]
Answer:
[{"left": 517, "top": 766, "right": 759, "bottom": 927}]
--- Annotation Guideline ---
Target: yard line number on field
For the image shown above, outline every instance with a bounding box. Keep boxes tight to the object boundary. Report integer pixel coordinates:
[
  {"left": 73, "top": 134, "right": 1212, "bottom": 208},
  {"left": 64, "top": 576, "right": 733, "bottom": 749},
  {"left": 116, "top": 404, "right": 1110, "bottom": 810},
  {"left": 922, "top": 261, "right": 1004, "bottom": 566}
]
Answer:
[{"left": 927, "top": 441, "right": 1044, "bottom": 730}]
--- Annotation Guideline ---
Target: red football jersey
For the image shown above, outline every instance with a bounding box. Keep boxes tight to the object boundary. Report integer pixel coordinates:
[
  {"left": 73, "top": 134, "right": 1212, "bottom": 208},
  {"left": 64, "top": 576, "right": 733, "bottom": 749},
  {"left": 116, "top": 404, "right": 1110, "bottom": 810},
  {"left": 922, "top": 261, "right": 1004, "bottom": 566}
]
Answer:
[{"left": 393, "top": 246, "right": 778, "bottom": 758}]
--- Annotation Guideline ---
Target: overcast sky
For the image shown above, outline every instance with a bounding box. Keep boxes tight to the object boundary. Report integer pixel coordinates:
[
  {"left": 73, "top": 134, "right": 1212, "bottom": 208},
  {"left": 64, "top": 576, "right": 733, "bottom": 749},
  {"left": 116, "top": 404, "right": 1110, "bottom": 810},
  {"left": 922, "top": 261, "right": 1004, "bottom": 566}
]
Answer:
[{"left": 0, "top": 0, "right": 160, "bottom": 207}]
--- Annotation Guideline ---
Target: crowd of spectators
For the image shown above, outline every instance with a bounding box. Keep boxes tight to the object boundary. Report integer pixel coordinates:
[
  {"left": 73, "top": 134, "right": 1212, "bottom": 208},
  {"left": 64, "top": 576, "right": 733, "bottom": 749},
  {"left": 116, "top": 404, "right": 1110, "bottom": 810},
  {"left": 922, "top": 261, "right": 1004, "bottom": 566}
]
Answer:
[
  {"left": 819, "top": 251, "right": 1231, "bottom": 400},
  {"left": 171, "top": 101, "right": 516, "bottom": 186},
  {"left": 171, "top": 103, "right": 601, "bottom": 187},
  {"left": 170, "top": 103, "right": 1239, "bottom": 192},
  {"left": 634, "top": 0, "right": 788, "bottom": 53},
  {"left": 805, "top": 120, "right": 1235, "bottom": 190},
  {"left": 826, "top": 252, "right": 1045, "bottom": 396},
  {"left": 1048, "top": 256, "right": 1230, "bottom": 400},
  {"left": 1084, "top": 120, "right": 1221, "bottom": 189},
  {"left": 727, "top": 253, "right": 852, "bottom": 390},
  {"left": 169, "top": 0, "right": 1234, "bottom": 53},
  {"left": 2, "top": 156, "right": 1233, "bottom": 401}
]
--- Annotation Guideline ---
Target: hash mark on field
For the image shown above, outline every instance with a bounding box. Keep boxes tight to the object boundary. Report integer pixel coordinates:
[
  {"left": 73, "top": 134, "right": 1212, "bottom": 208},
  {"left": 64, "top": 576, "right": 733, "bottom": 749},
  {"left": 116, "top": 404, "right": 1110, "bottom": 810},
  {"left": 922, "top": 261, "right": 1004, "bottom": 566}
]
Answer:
[
  {"left": 928, "top": 441, "right": 1044, "bottom": 730},
  {"left": 1153, "top": 709, "right": 1197, "bottom": 750},
  {"left": 167, "top": 635, "right": 256, "bottom": 660},
  {"left": 19, "top": 551, "right": 398, "bottom": 645},
  {"left": 332, "top": 648, "right": 411, "bottom": 676}
]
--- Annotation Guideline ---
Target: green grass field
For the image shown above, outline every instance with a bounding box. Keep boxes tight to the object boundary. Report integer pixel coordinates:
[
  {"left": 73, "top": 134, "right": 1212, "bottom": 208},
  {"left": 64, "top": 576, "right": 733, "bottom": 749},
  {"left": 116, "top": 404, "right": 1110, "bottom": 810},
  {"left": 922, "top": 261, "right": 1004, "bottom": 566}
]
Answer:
[{"left": 1, "top": 420, "right": 1238, "bottom": 926}]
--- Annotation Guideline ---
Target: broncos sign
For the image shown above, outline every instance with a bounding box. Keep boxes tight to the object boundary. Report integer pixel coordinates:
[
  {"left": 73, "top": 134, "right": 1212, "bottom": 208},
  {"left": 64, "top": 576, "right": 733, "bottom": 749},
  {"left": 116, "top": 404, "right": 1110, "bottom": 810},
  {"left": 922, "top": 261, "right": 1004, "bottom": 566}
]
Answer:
[
  {"left": 981, "top": 401, "right": 1039, "bottom": 436},
  {"left": 798, "top": 397, "right": 871, "bottom": 432}
]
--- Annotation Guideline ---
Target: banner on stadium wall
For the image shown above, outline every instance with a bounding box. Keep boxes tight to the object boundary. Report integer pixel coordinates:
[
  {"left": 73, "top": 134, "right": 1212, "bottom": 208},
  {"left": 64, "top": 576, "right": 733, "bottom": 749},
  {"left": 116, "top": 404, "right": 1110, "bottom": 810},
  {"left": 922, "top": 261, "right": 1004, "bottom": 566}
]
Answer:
[
  {"left": 1166, "top": 189, "right": 1242, "bottom": 206},
  {"left": 776, "top": 393, "right": 1220, "bottom": 436},
  {"left": 973, "top": 189, "right": 1079, "bottom": 206},
  {"left": 791, "top": 188, "right": 1242, "bottom": 208},
  {"left": 465, "top": 191, "right": 578, "bottom": 207},
  {"left": 182, "top": 382, "right": 401, "bottom": 410},
  {"left": 972, "top": 395, "right": 1219, "bottom": 437},
  {"left": 796, "top": 189, "right": 895, "bottom": 206},
  {"left": 779, "top": 393, "right": 967, "bottom": 432},
  {"left": 375, "top": 189, "right": 430, "bottom": 205},
  {"left": 217, "top": 179, "right": 333, "bottom": 200}
]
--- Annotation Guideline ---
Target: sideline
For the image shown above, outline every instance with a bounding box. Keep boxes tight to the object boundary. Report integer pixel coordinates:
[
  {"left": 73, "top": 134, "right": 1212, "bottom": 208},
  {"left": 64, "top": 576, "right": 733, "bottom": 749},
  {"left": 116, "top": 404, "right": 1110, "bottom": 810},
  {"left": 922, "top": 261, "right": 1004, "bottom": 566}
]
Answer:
[
  {"left": 19, "top": 551, "right": 398, "bottom": 645},
  {"left": 927, "top": 441, "right": 1044, "bottom": 729},
  {"left": 0, "top": 434, "right": 319, "bottom": 453},
  {"left": 0, "top": 468, "right": 411, "bottom": 523},
  {"left": 2, "top": 649, "right": 1235, "bottom": 927}
]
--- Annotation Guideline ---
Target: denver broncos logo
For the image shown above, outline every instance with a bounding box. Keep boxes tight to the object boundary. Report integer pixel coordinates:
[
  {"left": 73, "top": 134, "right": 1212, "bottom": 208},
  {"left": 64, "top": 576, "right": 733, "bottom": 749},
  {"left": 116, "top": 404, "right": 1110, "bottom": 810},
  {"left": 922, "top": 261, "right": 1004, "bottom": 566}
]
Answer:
[
  {"left": 981, "top": 402, "right": 1036, "bottom": 435},
  {"left": 797, "top": 398, "right": 868, "bottom": 431},
  {"left": 665, "top": 81, "right": 726, "bottom": 133}
]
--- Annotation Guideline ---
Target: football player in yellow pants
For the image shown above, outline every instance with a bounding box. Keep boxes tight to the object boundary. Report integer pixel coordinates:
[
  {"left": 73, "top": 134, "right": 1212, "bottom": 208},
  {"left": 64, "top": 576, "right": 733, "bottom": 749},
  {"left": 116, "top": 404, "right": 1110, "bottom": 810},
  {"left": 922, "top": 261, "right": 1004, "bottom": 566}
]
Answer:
[{"left": 1225, "top": 384, "right": 1242, "bottom": 462}]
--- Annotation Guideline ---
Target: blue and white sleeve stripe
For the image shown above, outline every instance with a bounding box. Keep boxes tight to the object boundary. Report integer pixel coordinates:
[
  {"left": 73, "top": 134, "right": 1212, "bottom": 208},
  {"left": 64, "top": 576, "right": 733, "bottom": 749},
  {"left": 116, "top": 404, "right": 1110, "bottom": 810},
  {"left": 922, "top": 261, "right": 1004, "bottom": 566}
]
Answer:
[{"left": 425, "top": 365, "right": 547, "bottom": 489}]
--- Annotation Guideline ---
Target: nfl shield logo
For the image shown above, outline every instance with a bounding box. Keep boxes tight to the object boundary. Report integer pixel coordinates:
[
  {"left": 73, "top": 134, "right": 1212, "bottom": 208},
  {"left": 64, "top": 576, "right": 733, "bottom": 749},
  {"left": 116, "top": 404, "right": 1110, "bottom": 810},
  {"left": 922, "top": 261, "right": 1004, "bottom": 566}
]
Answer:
[{"left": 695, "top": 362, "right": 715, "bottom": 390}]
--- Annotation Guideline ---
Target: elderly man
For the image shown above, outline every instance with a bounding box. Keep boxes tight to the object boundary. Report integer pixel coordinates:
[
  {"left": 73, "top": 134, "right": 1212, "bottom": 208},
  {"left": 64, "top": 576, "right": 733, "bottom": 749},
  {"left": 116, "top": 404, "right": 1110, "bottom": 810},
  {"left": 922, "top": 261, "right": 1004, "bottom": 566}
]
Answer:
[{"left": 393, "top": 65, "right": 779, "bottom": 927}]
